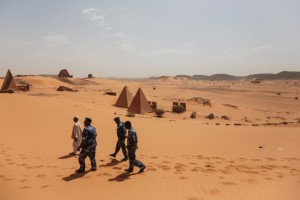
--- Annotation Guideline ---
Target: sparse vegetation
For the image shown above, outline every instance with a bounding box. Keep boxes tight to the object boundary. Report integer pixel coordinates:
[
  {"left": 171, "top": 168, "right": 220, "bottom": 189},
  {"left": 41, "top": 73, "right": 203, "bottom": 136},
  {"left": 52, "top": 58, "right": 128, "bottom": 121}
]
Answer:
[
  {"left": 126, "top": 112, "right": 135, "bottom": 117},
  {"left": 206, "top": 113, "right": 215, "bottom": 119},
  {"left": 190, "top": 112, "right": 197, "bottom": 119},
  {"left": 154, "top": 109, "right": 165, "bottom": 118},
  {"left": 172, "top": 105, "right": 185, "bottom": 113}
]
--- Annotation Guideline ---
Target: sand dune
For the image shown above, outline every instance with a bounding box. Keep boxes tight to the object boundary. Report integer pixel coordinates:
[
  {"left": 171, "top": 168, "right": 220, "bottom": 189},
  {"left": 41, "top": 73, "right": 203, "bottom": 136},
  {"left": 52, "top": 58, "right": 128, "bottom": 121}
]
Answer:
[{"left": 0, "top": 76, "right": 299, "bottom": 200}]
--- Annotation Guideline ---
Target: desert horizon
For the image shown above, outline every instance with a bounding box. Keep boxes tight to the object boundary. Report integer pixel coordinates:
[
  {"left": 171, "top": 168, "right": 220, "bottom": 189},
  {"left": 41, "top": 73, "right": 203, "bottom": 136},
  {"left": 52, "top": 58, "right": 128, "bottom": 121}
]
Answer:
[
  {"left": 1, "top": 0, "right": 300, "bottom": 199},
  {"left": 0, "top": 68, "right": 299, "bottom": 200}
]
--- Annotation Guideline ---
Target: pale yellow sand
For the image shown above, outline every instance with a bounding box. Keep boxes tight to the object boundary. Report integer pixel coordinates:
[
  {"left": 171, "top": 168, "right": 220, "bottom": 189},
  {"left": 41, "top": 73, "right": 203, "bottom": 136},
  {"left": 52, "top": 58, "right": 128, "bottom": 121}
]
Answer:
[{"left": 0, "top": 76, "right": 299, "bottom": 200}]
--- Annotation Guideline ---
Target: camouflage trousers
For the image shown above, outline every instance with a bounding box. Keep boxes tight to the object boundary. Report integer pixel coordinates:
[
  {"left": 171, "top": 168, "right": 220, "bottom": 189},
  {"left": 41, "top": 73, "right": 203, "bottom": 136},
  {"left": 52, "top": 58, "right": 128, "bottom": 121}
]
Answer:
[
  {"left": 127, "top": 146, "right": 145, "bottom": 170},
  {"left": 78, "top": 147, "right": 96, "bottom": 170},
  {"left": 114, "top": 137, "right": 128, "bottom": 158}
]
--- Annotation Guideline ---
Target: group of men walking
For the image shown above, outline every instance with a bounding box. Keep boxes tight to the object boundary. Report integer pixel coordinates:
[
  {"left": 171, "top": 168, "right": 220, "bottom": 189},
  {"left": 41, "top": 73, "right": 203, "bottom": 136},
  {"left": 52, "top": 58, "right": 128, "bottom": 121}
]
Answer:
[{"left": 71, "top": 116, "right": 146, "bottom": 174}]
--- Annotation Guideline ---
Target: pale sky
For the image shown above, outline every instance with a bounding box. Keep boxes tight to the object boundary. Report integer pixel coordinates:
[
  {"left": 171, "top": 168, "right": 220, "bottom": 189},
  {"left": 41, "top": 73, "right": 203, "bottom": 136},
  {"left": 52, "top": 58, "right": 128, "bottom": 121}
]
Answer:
[{"left": 0, "top": 0, "right": 299, "bottom": 77}]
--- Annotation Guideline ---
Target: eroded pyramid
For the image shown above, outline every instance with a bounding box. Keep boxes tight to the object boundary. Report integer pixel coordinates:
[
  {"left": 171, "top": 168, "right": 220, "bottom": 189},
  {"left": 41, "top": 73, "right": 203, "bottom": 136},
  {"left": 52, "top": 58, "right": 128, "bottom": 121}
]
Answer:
[{"left": 1, "top": 69, "right": 18, "bottom": 92}]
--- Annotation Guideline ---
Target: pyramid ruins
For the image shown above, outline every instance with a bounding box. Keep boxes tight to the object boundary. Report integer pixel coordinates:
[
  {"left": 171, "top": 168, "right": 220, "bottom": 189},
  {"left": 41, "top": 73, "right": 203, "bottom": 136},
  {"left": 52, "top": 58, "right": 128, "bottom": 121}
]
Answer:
[
  {"left": 58, "top": 69, "right": 72, "bottom": 78},
  {"left": 115, "top": 86, "right": 133, "bottom": 108},
  {"left": 0, "top": 69, "right": 19, "bottom": 92},
  {"left": 128, "top": 88, "right": 152, "bottom": 114}
]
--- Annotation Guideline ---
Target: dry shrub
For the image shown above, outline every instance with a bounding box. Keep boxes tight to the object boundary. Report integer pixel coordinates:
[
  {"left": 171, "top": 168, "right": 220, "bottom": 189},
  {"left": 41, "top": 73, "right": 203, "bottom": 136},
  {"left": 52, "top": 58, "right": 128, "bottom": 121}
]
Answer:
[
  {"left": 172, "top": 105, "right": 185, "bottom": 113},
  {"left": 154, "top": 109, "right": 165, "bottom": 118},
  {"left": 126, "top": 112, "right": 135, "bottom": 117}
]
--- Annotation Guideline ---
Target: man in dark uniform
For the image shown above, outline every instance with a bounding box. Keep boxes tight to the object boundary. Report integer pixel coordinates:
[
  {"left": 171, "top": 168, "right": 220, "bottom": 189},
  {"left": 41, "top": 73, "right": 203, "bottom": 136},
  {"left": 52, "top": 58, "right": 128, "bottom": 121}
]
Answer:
[
  {"left": 124, "top": 121, "right": 146, "bottom": 173},
  {"left": 76, "top": 117, "right": 97, "bottom": 173},
  {"left": 110, "top": 117, "right": 128, "bottom": 161}
]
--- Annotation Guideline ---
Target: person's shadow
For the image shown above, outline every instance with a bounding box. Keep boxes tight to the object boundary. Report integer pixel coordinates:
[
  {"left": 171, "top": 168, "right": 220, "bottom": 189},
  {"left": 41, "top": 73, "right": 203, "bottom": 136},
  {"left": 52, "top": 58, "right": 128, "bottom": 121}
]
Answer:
[
  {"left": 99, "top": 159, "right": 122, "bottom": 167},
  {"left": 108, "top": 172, "right": 138, "bottom": 182},
  {"left": 58, "top": 154, "right": 77, "bottom": 159},
  {"left": 62, "top": 170, "right": 90, "bottom": 182}
]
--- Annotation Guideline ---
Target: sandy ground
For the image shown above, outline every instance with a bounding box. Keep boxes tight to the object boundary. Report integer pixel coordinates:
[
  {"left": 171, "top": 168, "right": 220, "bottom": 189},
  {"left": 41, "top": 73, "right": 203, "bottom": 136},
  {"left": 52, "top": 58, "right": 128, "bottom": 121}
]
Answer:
[{"left": 0, "top": 76, "right": 300, "bottom": 200}]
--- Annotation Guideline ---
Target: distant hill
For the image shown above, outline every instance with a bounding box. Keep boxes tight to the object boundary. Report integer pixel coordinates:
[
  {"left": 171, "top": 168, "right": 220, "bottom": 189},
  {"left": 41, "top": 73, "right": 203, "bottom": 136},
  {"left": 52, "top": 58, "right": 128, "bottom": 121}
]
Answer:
[{"left": 150, "top": 71, "right": 300, "bottom": 80}]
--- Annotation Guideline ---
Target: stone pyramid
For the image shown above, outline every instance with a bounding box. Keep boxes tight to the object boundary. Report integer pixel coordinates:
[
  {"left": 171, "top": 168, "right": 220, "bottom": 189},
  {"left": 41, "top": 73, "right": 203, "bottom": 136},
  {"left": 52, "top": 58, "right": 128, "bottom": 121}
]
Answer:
[
  {"left": 1, "top": 69, "right": 18, "bottom": 92},
  {"left": 58, "top": 69, "right": 71, "bottom": 77},
  {"left": 128, "top": 88, "right": 152, "bottom": 114},
  {"left": 115, "top": 86, "right": 133, "bottom": 108}
]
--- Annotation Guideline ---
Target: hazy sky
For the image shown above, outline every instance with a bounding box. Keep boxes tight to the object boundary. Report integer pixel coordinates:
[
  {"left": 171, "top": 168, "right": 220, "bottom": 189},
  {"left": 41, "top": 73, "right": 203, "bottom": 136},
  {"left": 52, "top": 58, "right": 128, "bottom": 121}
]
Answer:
[{"left": 0, "top": 0, "right": 299, "bottom": 77}]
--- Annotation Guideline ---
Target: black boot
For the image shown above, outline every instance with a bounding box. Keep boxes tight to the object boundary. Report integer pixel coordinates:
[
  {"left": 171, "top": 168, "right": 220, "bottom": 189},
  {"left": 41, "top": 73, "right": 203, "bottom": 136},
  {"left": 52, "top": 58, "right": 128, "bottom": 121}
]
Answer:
[{"left": 75, "top": 168, "right": 85, "bottom": 173}]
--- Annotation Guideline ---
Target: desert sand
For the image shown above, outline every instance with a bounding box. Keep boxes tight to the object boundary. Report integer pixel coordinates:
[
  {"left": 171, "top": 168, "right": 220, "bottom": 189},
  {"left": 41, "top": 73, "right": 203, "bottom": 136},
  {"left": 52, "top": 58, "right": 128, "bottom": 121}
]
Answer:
[{"left": 0, "top": 75, "right": 299, "bottom": 200}]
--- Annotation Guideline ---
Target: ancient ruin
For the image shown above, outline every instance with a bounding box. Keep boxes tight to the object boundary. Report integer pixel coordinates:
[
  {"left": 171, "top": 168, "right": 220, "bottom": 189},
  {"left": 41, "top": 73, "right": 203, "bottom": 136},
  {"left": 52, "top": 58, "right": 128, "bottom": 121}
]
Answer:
[
  {"left": 57, "top": 86, "right": 77, "bottom": 92},
  {"left": 0, "top": 69, "right": 19, "bottom": 93},
  {"left": 58, "top": 69, "right": 72, "bottom": 78},
  {"left": 115, "top": 86, "right": 133, "bottom": 108},
  {"left": 128, "top": 88, "right": 152, "bottom": 114}
]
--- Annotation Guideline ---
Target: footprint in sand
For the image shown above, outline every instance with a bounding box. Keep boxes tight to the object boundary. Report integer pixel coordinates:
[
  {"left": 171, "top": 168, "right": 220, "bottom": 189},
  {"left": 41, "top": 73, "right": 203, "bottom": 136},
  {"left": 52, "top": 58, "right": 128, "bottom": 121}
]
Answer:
[
  {"left": 162, "top": 161, "right": 171, "bottom": 164},
  {"left": 19, "top": 179, "right": 28, "bottom": 182},
  {"left": 112, "top": 167, "right": 122, "bottom": 170},
  {"left": 97, "top": 173, "right": 112, "bottom": 177},
  {"left": 191, "top": 167, "right": 202, "bottom": 172},
  {"left": 151, "top": 156, "right": 158, "bottom": 159},
  {"left": 40, "top": 185, "right": 50, "bottom": 189},
  {"left": 179, "top": 176, "right": 189, "bottom": 180},
  {"left": 36, "top": 174, "right": 47, "bottom": 178},
  {"left": 158, "top": 165, "right": 172, "bottom": 171},
  {"left": 202, "top": 188, "right": 221, "bottom": 196},
  {"left": 222, "top": 181, "right": 237, "bottom": 186},
  {"left": 19, "top": 186, "right": 31, "bottom": 190},
  {"left": 147, "top": 167, "right": 157, "bottom": 172},
  {"left": 246, "top": 178, "right": 258, "bottom": 184},
  {"left": 4, "top": 178, "right": 15, "bottom": 181}
]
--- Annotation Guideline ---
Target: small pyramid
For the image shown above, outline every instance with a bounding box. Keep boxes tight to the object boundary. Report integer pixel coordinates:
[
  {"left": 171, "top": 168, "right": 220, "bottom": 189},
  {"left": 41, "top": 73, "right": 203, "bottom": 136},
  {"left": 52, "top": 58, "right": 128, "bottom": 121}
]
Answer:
[
  {"left": 128, "top": 88, "right": 152, "bottom": 114},
  {"left": 1, "top": 69, "right": 18, "bottom": 92},
  {"left": 58, "top": 69, "right": 71, "bottom": 77},
  {"left": 115, "top": 86, "right": 133, "bottom": 108}
]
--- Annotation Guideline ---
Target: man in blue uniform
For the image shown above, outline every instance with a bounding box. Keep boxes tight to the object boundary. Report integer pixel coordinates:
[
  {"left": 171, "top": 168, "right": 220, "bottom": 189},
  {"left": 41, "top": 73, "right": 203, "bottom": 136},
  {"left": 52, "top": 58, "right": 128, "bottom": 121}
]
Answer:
[
  {"left": 110, "top": 117, "right": 128, "bottom": 161},
  {"left": 124, "top": 121, "right": 146, "bottom": 173},
  {"left": 76, "top": 117, "right": 97, "bottom": 173}
]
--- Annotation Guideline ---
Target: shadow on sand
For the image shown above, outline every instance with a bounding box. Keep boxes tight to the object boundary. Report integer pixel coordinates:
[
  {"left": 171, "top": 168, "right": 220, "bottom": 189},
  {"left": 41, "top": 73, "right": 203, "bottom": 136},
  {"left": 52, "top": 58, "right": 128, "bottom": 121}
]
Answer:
[
  {"left": 99, "top": 159, "right": 123, "bottom": 167},
  {"left": 58, "top": 154, "right": 77, "bottom": 159},
  {"left": 108, "top": 172, "right": 138, "bottom": 182},
  {"left": 62, "top": 170, "right": 90, "bottom": 182}
]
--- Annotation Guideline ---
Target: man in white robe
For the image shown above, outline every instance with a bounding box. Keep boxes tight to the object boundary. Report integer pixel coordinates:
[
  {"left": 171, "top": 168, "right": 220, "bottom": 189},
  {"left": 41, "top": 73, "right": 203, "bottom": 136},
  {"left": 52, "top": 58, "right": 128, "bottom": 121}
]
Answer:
[{"left": 70, "top": 116, "right": 82, "bottom": 156}]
